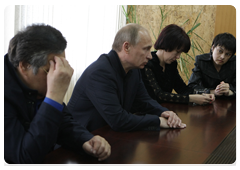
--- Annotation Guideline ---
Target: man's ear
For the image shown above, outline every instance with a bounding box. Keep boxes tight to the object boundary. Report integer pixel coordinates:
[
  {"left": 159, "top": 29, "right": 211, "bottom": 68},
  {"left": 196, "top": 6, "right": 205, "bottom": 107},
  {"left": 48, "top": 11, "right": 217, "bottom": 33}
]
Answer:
[
  {"left": 18, "top": 61, "right": 30, "bottom": 75},
  {"left": 123, "top": 42, "right": 131, "bottom": 54}
]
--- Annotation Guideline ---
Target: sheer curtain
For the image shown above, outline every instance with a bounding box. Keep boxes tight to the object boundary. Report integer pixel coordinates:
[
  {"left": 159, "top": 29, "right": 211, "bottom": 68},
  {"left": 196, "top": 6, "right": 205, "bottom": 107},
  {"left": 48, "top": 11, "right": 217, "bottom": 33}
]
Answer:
[{"left": 4, "top": 5, "right": 127, "bottom": 103}]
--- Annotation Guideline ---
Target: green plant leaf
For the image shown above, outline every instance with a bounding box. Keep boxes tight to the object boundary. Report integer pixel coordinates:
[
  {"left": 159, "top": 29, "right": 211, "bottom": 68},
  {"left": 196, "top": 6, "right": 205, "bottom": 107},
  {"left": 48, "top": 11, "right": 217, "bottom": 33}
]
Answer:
[
  {"left": 192, "top": 7, "right": 203, "bottom": 27},
  {"left": 193, "top": 32, "right": 210, "bottom": 46},
  {"left": 159, "top": 5, "right": 169, "bottom": 32},
  {"left": 186, "top": 53, "right": 195, "bottom": 60},
  {"left": 179, "top": 56, "right": 183, "bottom": 71},
  {"left": 192, "top": 39, "right": 205, "bottom": 53},
  {"left": 159, "top": 6, "right": 164, "bottom": 31},
  {"left": 133, "top": 5, "right": 136, "bottom": 23},
  {"left": 187, "top": 23, "right": 201, "bottom": 35},
  {"left": 191, "top": 40, "right": 196, "bottom": 57},
  {"left": 181, "top": 19, "right": 189, "bottom": 26},
  {"left": 179, "top": 57, "right": 189, "bottom": 80},
  {"left": 195, "top": 40, "right": 205, "bottom": 54},
  {"left": 181, "top": 57, "right": 190, "bottom": 63},
  {"left": 122, "top": 6, "right": 129, "bottom": 22},
  {"left": 148, "top": 23, "right": 157, "bottom": 41},
  {"left": 122, "top": 5, "right": 207, "bottom": 81}
]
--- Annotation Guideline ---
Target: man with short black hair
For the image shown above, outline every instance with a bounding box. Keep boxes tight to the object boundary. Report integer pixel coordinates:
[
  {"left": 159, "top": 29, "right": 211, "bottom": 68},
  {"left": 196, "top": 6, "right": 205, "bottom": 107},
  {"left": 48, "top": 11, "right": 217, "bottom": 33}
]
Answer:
[{"left": 4, "top": 24, "right": 111, "bottom": 164}]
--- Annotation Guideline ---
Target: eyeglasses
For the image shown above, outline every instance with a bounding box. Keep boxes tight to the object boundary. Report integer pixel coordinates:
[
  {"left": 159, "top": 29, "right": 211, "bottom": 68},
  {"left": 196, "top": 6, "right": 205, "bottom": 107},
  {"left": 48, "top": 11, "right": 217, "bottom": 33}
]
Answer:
[{"left": 42, "top": 68, "right": 49, "bottom": 74}]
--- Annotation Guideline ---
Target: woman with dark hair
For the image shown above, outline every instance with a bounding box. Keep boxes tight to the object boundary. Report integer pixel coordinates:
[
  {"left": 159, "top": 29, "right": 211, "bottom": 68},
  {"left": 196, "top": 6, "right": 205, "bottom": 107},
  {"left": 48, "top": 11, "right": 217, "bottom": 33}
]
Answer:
[
  {"left": 141, "top": 24, "right": 215, "bottom": 105},
  {"left": 188, "top": 33, "right": 236, "bottom": 97}
]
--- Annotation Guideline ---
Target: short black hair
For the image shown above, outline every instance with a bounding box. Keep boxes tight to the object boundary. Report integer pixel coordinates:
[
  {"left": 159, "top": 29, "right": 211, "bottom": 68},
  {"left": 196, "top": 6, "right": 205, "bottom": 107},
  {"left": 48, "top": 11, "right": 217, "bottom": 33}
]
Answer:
[
  {"left": 8, "top": 24, "right": 67, "bottom": 74},
  {"left": 212, "top": 33, "right": 236, "bottom": 55},
  {"left": 154, "top": 24, "right": 190, "bottom": 53}
]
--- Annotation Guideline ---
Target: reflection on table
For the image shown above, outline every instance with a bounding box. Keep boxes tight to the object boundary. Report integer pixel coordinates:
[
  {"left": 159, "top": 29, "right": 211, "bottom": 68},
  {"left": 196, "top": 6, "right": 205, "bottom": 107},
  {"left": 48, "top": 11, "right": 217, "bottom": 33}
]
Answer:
[{"left": 43, "top": 98, "right": 236, "bottom": 164}]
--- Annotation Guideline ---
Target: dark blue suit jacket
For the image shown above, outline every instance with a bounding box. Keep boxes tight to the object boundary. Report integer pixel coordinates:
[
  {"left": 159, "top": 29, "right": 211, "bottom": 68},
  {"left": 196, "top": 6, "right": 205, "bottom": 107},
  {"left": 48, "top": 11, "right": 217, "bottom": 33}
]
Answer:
[
  {"left": 68, "top": 50, "right": 169, "bottom": 132},
  {"left": 4, "top": 54, "right": 94, "bottom": 163}
]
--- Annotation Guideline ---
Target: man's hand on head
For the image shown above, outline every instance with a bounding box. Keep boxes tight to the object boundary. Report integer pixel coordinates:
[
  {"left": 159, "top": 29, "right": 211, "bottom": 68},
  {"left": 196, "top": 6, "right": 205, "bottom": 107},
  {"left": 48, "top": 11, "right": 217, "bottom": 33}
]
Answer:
[{"left": 46, "top": 56, "right": 74, "bottom": 104}]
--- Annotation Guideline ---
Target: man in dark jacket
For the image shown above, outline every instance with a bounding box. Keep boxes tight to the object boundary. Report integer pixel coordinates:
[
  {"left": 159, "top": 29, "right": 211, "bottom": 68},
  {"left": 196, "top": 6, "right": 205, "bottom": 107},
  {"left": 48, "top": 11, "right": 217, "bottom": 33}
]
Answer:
[
  {"left": 4, "top": 24, "right": 111, "bottom": 164},
  {"left": 68, "top": 23, "right": 186, "bottom": 132}
]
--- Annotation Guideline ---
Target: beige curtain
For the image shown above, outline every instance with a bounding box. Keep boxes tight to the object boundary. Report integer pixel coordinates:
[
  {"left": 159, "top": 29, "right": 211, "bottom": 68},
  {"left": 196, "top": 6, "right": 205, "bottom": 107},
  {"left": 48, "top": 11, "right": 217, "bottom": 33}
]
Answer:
[{"left": 4, "top": 5, "right": 126, "bottom": 103}]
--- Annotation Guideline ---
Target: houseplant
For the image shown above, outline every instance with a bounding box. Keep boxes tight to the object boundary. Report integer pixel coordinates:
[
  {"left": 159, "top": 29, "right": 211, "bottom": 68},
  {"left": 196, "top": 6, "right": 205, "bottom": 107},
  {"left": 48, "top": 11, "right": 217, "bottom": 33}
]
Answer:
[{"left": 122, "top": 5, "right": 210, "bottom": 81}]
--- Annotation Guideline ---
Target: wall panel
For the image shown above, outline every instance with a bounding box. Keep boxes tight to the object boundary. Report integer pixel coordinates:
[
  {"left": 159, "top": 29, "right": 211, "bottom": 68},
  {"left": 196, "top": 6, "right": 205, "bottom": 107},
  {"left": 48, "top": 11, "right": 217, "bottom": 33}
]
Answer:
[
  {"left": 132, "top": 5, "right": 217, "bottom": 83},
  {"left": 214, "top": 5, "right": 236, "bottom": 37}
]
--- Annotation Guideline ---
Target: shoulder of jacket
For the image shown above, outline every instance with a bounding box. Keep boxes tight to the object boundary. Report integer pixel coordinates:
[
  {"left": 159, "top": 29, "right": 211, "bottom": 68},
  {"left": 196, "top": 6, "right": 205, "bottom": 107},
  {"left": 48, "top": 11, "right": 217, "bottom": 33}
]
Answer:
[
  {"left": 84, "top": 56, "right": 112, "bottom": 78},
  {"left": 195, "top": 53, "right": 211, "bottom": 61},
  {"left": 145, "top": 59, "right": 155, "bottom": 69},
  {"left": 146, "top": 53, "right": 159, "bottom": 68},
  {"left": 229, "top": 55, "right": 236, "bottom": 62}
]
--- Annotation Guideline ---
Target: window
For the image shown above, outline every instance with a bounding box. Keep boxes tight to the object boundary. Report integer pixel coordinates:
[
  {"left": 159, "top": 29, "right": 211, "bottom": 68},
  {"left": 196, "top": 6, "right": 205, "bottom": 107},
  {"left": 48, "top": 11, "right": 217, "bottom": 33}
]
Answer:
[{"left": 4, "top": 5, "right": 126, "bottom": 103}]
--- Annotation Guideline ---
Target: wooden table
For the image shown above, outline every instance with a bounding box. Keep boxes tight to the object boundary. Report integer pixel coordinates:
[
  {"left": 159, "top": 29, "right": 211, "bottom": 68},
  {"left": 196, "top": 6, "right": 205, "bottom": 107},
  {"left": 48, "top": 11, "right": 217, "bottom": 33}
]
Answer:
[{"left": 43, "top": 98, "right": 236, "bottom": 164}]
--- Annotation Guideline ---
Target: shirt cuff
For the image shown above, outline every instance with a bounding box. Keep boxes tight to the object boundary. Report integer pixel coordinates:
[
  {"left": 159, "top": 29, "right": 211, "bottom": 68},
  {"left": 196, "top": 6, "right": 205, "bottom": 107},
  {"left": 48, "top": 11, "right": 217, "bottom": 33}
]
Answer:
[{"left": 44, "top": 97, "right": 64, "bottom": 112}]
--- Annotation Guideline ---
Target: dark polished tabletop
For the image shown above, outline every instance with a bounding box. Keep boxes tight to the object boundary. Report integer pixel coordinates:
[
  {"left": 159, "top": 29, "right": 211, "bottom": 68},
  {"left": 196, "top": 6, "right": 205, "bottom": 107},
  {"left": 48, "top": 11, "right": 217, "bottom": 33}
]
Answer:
[{"left": 43, "top": 98, "right": 236, "bottom": 164}]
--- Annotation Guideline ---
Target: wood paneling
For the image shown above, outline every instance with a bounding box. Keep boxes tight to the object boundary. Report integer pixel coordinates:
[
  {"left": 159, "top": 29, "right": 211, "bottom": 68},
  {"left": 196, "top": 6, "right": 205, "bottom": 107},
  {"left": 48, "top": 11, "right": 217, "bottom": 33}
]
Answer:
[{"left": 214, "top": 5, "right": 238, "bottom": 56}]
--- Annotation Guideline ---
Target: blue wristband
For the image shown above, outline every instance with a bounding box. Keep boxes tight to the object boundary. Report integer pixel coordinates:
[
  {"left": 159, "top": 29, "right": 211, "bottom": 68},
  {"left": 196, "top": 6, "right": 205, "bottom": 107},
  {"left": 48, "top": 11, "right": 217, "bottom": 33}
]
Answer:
[{"left": 44, "top": 97, "right": 64, "bottom": 112}]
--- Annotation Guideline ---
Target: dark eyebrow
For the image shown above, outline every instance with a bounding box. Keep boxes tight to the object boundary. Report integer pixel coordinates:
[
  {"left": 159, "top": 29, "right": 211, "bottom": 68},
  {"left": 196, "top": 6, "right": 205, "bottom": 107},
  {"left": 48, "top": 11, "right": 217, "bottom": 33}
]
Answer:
[
  {"left": 218, "top": 46, "right": 224, "bottom": 51},
  {"left": 219, "top": 46, "right": 232, "bottom": 54}
]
